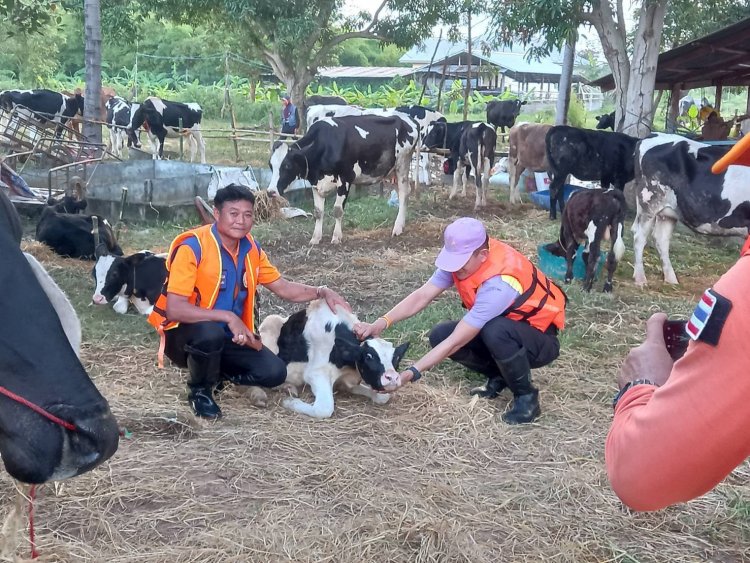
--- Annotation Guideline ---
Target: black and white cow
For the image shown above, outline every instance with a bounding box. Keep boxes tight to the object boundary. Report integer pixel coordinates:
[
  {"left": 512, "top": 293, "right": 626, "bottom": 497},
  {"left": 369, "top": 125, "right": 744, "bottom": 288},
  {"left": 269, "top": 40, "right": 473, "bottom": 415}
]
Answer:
[
  {"left": 545, "top": 125, "right": 638, "bottom": 220},
  {"left": 105, "top": 96, "right": 141, "bottom": 157},
  {"left": 486, "top": 99, "right": 527, "bottom": 132},
  {"left": 595, "top": 112, "right": 616, "bottom": 130},
  {"left": 306, "top": 94, "right": 348, "bottom": 106},
  {"left": 632, "top": 134, "right": 750, "bottom": 286},
  {"left": 268, "top": 114, "right": 418, "bottom": 244},
  {"left": 305, "top": 103, "right": 365, "bottom": 129},
  {"left": 259, "top": 300, "right": 410, "bottom": 419},
  {"left": 129, "top": 97, "right": 206, "bottom": 163},
  {"left": 91, "top": 251, "right": 167, "bottom": 314},
  {"left": 0, "top": 189, "right": 118, "bottom": 483},
  {"left": 36, "top": 201, "right": 123, "bottom": 259},
  {"left": 0, "top": 88, "right": 84, "bottom": 137},
  {"left": 453, "top": 122, "right": 497, "bottom": 209},
  {"left": 545, "top": 188, "right": 627, "bottom": 292}
]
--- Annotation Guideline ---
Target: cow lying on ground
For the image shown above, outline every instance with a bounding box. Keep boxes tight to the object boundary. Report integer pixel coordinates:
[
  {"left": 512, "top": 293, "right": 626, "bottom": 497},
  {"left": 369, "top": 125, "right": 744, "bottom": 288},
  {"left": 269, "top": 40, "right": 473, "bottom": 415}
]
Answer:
[
  {"left": 268, "top": 113, "right": 418, "bottom": 244},
  {"left": 486, "top": 99, "right": 527, "bottom": 132},
  {"left": 258, "top": 300, "right": 410, "bottom": 419},
  {"left": 92, "top": 250, "right": 167, "bottom": 314},
  {"left": 507, "top": 122, "right": 552, "bottom": 204},
  {"left": 0, "top": 88, "right": 84, "bottom": 137},
  {"left": 595, "top": 112, "right": 615, "bottom": 130},
  {"left": 36, "top": 198, "right": 123, "bottom": 259},
  {"left": 545, "top": 125, "right": 638, "bottom": 220},
  {"left": 129, "top": 96, "right": 206, "bottom": 163},
  {"left": 632, "top": 133, "right": 750, "bottom": 286},
  {"left": 545, "top": 188, "right": 627, "bottom": 292},
  {"left": 0, "top": 189, "right": 118, "bottom": 483},
  {"left": 106, "top": 96, "right": 141, "bottom": 157}
]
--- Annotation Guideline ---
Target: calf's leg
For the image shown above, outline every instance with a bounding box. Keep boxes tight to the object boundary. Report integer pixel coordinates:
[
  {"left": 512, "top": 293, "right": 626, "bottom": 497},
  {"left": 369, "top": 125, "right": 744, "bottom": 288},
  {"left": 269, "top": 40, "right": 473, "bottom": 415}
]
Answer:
[
  {"left": 632, "top": 208, "right": 655, "bottom": 286},
  {"left": 653, "top": 216, "right": 678, "bottom": 285},
  {"left": 392, "top": 156, "right": 411, "bottom": 237},
  {"left": 310, "top": 187, "right": 327, "bottom": 245},
  {"left": 282, "top": 368, "right": 337, "bottom": 418}
]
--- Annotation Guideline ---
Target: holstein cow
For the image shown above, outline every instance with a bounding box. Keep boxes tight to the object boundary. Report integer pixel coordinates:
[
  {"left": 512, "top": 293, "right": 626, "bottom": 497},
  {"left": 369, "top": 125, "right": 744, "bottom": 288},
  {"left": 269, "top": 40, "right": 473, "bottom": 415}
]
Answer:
[
  {"left": 268, "top": 114, "right": 418, "bottom": 244},
  {"left": 507, "top": 122, "right": 552, "bottom": 204},
  {"left": 106, "top": 96, "right": 141, "bottom": 157},
  {"left": 486, "top": 99, "right": 527, "bottom": 133},
  {"left": 92, "top": 250, "right": 167, "bottom": 315},
  {"left": 545, "top": 188, "right": 627, "bottom": 292},
  {"left": 454, "top": 122, "right": 497, "bottom": 209},
  {"left": 632, "top": 133, "right": 750, "bottom": 286},
  {"left": 36, "top": 200, "right": 123, "bottom": 259},
  {"left": 422, "top": 119, "right": 475, "bottom": 186},
  {"left": 595, "top": 112, "right": 616, "bottom": 130},
  {"left": 306, "top": 104, "right": 364, "bottom": 129},
  {"left": 545, "top": 125, "right": 638, "bottom": 220},
  {"left": 306, "top": 94, "right": 348, "bottom": 106},
  {"left": 0, "top": 189, "right": 118, "bottom": 483},
  {"left": 259, "top": 300, "right": 410, "bottom": 419},
  {"left": 129, "top": 97, "right": 206, "bottom": 163},
  {"left": 0, "top": 88, "right": 84, "bottom": 137}
]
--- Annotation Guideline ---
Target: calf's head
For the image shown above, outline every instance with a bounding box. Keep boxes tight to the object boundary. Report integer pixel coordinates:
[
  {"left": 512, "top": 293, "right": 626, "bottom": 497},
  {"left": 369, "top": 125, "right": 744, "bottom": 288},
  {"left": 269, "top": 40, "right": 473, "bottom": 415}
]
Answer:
[
  {"left": 422, "top": 122, "right": 448, "bottom": 149},
  {"left": 92, "top": 254, "right": 127, "bottom": 305},
  {"left": 335, "top": 329, "right": 410, "bottom": 390}
]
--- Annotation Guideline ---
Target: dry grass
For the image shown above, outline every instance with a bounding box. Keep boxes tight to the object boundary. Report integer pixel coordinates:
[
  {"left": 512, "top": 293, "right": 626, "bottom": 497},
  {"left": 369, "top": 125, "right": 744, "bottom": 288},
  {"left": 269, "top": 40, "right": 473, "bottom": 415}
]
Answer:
[{"left": 2, "top": 185, "right": 749, "bottom": 562}]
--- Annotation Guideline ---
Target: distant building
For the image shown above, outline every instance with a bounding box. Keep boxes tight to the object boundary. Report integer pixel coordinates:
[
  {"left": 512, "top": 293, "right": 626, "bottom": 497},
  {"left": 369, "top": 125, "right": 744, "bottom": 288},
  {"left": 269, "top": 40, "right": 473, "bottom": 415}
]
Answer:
[{"left": 314, "top": 66, "right": 414, "bottom": 88}]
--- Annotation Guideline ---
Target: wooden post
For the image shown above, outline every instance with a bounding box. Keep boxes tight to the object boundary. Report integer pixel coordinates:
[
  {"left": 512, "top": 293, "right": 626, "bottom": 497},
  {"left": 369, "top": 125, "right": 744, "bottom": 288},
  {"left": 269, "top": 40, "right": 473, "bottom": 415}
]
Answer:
[
  {"left": 413, "top": 143, "right": 421, "bottom": 200},
  {"left": 436, "top": 57, "right": 449, "bottom": 113},
  {"left": 715, "top": 83, "right": 723, "bottom": 114},
  {"left": 178, "top": 116, "right": 184, "bottom": 160},
  {"left": 269, "top": 111, "right": 275, "bottom": 154},
  {"left": 667, "top": 84, "right": 680, "bottom": 132},
  {"left": 462, "top": 8, "right": 472, "bottom": 121},
  {"left": 230, "top": 105, "right": 240, "bottom": 162}
]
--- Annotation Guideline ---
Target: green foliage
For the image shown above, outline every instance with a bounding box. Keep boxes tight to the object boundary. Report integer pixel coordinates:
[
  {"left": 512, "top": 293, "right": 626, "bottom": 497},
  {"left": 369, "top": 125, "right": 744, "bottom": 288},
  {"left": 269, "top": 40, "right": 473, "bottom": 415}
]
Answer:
[
  {"left": 335, "top": 39, "right": 408, "bottom": 67},
  {"left": 566, "top": 91, "right": 586, "bottom": 127},
  {"left": 662, "top": 0, "right": 750, "bottom": 48},
  {"left": 0, "top": 0, "right": 60, "bottom": 35}
]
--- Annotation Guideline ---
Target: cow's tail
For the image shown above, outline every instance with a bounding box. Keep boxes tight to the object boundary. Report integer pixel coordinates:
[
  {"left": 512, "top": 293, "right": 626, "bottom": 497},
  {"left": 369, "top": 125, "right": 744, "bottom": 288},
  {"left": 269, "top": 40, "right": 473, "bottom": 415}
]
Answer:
[{"left": 611, "top": 189, "right": 627, "bottom": 261}]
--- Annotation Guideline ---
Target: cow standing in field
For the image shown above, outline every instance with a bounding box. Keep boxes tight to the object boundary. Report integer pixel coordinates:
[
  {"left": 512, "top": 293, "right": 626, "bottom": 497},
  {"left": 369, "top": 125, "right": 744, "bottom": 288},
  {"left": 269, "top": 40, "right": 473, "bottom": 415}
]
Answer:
[
  {"left": 0, "top": 189, "right": 118, "bottom": 483},
  {"left": 632, "top": 133, "right": 750, "bottom": 286},
  {"left": 129, "top": 97, "right": 206, "bottom": 163},
  {"left": 507, "top": 122, "right": 552, "bottom": 204},
  {"left": 595, "top": 112, "right": 615, "bottom": 130},
  {"left": 456, "top": 122, "right": 497, "bottom": 209},
  {"left": 545, "top": 125, "right": 638, "bottom": 220},
  {"left": 259, "top": 300, "right": 410, "bottom": 419},
  {"left": 486, "top": 99, "right": 527, "bottom": 133},
  {"left": 545, "top": 188, "right": 627, "bottom": 292},
  {"left": 268, "top": 114, "right": 418, "bottom": 244},
  {"left": 0, "top": 88, "right": 84, "bottom": 137},
  {"left": 92, "top": 250, "right": 167, "bottom": 314},
  {"left": 106, "top": 96, "right": 141, "bottom": 157}
]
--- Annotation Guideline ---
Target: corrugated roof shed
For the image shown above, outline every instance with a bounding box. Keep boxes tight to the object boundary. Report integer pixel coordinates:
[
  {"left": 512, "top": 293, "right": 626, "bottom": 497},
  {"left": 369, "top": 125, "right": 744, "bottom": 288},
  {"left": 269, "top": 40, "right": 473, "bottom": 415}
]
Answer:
[{"left": 317, "top": 66, "right": 413, "bottom": 79}]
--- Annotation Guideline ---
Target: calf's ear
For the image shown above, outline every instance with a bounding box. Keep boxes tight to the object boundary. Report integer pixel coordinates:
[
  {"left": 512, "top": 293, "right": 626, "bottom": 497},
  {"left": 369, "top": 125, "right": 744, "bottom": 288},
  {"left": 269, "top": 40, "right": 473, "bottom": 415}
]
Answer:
[
  {"left": 392, "top": 342, "right": 410, "bottom": 370},
  {"left": 334, "top": 333, "right": 363, "bottom": 364}
]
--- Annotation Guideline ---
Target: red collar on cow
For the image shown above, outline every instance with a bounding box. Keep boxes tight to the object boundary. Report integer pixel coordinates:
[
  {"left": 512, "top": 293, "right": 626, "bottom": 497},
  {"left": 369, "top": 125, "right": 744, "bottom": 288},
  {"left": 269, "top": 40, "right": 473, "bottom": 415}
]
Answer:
[{"left": 686, "top": 288, "right": 732, "bottom": 346}]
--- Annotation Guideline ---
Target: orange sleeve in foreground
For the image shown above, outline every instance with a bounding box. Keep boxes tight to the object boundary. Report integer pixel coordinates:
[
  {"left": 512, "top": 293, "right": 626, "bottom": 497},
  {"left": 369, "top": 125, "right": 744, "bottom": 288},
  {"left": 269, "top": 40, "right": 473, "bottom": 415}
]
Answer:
[
  {"left": 257, "top": 249, "right": 281, "bottom": 285},
  {"left": 606, "top": 256, "right": 750, "bottom": 511}
]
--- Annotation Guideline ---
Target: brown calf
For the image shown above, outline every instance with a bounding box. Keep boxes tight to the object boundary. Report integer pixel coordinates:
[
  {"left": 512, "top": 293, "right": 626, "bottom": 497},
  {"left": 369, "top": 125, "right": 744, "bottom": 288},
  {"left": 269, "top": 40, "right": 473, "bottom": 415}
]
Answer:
[{"left": 508, "top": 123, "right": 552, "bottom": 204}]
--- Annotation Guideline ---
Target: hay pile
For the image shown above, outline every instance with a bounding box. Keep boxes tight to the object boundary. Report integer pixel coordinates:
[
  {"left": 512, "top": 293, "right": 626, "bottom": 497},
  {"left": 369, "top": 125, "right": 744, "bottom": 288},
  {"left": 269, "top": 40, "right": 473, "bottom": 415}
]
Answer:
[{"left": 254, "top": 190, "right": 288, "bottom": 222}]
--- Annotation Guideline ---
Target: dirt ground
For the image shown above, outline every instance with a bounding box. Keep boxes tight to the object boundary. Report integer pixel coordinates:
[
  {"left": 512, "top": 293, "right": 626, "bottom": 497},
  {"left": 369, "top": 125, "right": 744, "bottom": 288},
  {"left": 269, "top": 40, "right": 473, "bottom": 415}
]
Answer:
[{"left": 1, "top": 186, "right": 748, "bottom": 562}]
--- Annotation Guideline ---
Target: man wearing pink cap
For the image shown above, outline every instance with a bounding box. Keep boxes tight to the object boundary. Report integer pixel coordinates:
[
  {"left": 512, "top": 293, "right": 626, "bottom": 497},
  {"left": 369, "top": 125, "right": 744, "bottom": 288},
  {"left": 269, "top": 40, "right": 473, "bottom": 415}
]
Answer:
[
  {"left": 354, "top": 217, "right": 567, "bottom": 424},
  {"left": 605, "top": 132, "right": 750, "bottom": 510}
]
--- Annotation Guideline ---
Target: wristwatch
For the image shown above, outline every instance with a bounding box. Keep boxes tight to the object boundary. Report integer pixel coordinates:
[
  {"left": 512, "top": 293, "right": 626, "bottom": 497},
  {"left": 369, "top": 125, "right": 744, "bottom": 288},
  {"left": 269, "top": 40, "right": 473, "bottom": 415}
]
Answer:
[
  {"left": 406, "top": 366, "right": 422, "bottom": 383},
  {"left": 612, "top": 379, "right": 656, "bottom": 411}
]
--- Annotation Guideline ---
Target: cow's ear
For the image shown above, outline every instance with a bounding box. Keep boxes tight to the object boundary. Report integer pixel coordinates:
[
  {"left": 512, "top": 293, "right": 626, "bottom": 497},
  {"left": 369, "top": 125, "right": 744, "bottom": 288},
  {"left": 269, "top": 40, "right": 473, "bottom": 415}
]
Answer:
[
  {"left": 334, "top": 333, "right": 363, "bottom": 364},
  {"left": 94, "top": 242, "right": 110, "bottom": 259},
  {"left": 392, "top": 342, "right": 410, "bottom": 370}
]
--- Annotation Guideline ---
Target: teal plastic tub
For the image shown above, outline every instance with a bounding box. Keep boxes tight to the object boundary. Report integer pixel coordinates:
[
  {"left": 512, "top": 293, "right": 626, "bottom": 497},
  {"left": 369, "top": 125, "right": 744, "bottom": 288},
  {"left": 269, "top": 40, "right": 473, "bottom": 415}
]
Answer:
[
  {"left": 529, "top": 185, "right": 582, "bottom": 211},
  {"left": 537, "top": 243, "right": 606, "bottom": 281}
]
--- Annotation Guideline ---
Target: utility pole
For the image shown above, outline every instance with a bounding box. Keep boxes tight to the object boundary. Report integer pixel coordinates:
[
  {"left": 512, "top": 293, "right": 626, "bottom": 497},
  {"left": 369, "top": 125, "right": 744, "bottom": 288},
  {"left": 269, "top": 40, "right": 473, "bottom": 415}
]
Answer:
[{"left": 462, "top": 6, "right": 472, "bottom": 121}]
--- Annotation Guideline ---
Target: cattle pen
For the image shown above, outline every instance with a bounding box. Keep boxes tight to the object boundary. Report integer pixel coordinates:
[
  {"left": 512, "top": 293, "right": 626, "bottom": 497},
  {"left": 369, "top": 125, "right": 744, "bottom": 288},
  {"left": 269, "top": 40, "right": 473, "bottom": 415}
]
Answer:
[{"left": 2, "top": 177, "right": 748, "bottom": 561}]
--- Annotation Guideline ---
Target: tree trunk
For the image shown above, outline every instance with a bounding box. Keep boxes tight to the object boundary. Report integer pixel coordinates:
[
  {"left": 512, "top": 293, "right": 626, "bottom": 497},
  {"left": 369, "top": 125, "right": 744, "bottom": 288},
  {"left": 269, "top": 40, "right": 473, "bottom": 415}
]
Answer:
[
  {"left": 555, "top": 38, "right": 576, "bottom": 125},
  {"left": 620, "top": 0, "right": 668, "bottom": 136},
  {"left": 83, "top": 0, "right": 102, "bottom": 147},
  {"left": 263, "top": 51, "right": 314, "bottom": 133}
]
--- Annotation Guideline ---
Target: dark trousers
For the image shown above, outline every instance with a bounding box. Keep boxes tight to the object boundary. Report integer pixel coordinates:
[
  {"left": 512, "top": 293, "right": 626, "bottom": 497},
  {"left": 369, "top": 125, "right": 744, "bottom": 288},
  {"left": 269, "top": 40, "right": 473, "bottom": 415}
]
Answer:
[
  {"left": 280, "top": 124, "right": 296, "bottom": 140},
  {"left": 165, "top": 321, "right": 287, "bottom": 388},
  {"left": 429, "top": 316, "right": 560, "bottom": 378}
]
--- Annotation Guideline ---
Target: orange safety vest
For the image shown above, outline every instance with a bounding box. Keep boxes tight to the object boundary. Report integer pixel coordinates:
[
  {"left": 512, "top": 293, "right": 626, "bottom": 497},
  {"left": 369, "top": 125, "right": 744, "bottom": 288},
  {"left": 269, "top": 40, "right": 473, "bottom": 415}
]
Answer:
[
  {"left": 148, "top": 224, "right": 263, "bottom": 333},
  {"left": 453, "top": 238, "right": 567, "bottom": 332}
]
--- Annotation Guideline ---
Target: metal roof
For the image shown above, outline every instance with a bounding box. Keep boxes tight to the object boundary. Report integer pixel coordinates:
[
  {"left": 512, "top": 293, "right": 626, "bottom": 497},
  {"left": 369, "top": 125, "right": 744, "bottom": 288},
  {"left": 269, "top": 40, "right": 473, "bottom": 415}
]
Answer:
[
  {"left": 592, "top": 17, "right": 750, "bottom": 91},
  {"left": 317, "top": 66, "right": 413, "bottom": 79}
]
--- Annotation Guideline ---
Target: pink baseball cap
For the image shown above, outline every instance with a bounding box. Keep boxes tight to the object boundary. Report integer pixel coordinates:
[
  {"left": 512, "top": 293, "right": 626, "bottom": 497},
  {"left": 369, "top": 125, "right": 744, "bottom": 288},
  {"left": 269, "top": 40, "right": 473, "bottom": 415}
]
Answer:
[{"left": 435, "top": 217, "right": 487, "bottom": 272}]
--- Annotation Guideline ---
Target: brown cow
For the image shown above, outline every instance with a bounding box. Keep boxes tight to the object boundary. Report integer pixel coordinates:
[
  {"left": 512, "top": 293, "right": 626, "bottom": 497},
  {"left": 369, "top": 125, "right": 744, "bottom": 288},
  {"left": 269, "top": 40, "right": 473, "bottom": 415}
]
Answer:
[
  {"left": 65, "top": 86, "right": 117, "bottom": 138},
  {"left": 508, "top": 122, "right": 552, "bottom": 204}
]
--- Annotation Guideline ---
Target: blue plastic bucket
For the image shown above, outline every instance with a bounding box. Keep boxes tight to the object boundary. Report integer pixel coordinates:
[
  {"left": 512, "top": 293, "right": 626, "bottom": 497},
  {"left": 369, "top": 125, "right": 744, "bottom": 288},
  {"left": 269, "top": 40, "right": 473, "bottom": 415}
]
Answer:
[
  {"left": 537, "top": 243, "right": 606, "bottom": 281},
  {"left": 529, "top": 185, "right": 582, "bottom": 211}
]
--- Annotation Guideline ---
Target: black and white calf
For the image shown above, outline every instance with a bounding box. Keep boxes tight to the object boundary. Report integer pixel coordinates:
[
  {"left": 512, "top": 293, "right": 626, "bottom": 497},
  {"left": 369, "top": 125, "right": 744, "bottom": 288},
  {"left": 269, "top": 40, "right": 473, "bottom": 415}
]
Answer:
[
  {"left": 453, "top": 122, "right": 497, "bottom": 208},
  {"left": 129, "top": 96, "right": 206, "bottom": 163},
  {"left": 595, "top": 112, "right": 615, "bottom": 130},
  {"left": 545, "top": 188, "right": 627, "bottom": 292},
  {"left": 268, "top": 114, "right": 418, "bottom": 244},
  {"left": 259, "top": 300, "right": 410, "bottom": 419},
  {"left": 486, "top": 99, "right": 527, "bottom": 132},
  {"left": 632, "top": 134, "right": 750, "bottom": 286},
  {"left": 545, "top": 125, "right": 638, "bottom": 220},
  {"left": 92, "top": 251, "right": 167, "bottom": 314},
  {"left": 0, "top": 88, "right": 84, "bottom": 136},
  {"left": 105, "top": 96, "right": 141, "bottom": 157},
  {"left": 36, "top": 200, "right": 123, "bottom": 259}
]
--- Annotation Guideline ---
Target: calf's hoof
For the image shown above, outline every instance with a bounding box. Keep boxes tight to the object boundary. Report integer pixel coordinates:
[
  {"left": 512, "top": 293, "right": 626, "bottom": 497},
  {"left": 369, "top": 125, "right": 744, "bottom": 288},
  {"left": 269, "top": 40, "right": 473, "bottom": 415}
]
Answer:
[
  {"left": 245, "top": 387, "right": 268, "bottom": 408},
  {"left": 564, "top": 276, "right": 573, "bottom": 284},
  {"left": 278, "top": 382, "right": 299, "bottom": 398},
  {"left": 603, "top": 282, "right": 613, "bottom": 293},
  {"left": 470, "top": 385, "right": 499, "bottom": 399}
]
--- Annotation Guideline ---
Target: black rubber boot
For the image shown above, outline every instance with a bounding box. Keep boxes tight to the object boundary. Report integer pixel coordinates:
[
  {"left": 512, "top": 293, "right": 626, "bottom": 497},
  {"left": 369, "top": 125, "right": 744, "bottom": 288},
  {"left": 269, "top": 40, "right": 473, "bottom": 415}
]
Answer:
[
  {"left": 496, "top": 348, "right": 541, "bottom": 425},
  {"left": 185, "top": 346, "right": 223, "bottom": 419}
]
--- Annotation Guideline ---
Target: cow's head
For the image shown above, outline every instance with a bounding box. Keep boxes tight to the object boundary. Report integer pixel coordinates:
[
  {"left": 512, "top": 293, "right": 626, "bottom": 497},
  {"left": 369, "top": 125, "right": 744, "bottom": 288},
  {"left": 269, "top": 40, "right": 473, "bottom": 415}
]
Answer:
[
  {"left": 47, "top": 195, "right": 87, "bottom": 214},
  {"left": 267, "top": 141, "right": 307, "bottom": 197},
  {"left": 66, "top": 93, "right": 84, "bottom": 117},
  {"left": 336, "top": 336, "right": 410, "bottom": 390},
  {"left": 422, "top": 121, "right": 448, "bottom": 149},
  {"left": 595, "top": 112, "right": 615, "bottom": 130},
  {"left": 91, "top": 254, "right": 127, "bottom": 305}
]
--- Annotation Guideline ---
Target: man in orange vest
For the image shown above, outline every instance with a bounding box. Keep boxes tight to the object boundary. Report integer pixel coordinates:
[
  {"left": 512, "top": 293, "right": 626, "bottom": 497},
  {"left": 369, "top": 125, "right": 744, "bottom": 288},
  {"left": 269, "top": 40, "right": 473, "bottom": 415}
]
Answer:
[
  {"left": 354, "top": 217, "right": 566, "bottom": 424},
  {"left": 605, "top": 133, "right": 750, "bottom": 510},
  {"left": 148, "top": 184, "right": 350, "bottom": 419}
]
